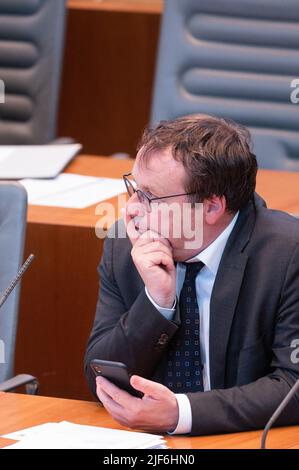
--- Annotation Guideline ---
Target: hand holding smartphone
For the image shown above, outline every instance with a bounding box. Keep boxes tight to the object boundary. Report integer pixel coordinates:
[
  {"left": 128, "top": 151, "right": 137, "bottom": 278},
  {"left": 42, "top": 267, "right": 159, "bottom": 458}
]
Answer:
[{"left": 90, "top": 359, "right": 144, "bottom": 398}]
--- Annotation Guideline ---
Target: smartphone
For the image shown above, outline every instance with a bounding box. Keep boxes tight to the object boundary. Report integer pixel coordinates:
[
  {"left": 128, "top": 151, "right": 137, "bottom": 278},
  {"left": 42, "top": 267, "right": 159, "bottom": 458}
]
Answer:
[{"left": 90, "top": 359, "right": 143, "bottom": 398}]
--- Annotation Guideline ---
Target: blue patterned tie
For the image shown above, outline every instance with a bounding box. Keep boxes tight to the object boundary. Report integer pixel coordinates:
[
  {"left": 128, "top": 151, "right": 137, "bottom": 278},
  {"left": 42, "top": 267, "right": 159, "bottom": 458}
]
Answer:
[{"left": 165, "top": 261, "right": 205, "bottom": 393}]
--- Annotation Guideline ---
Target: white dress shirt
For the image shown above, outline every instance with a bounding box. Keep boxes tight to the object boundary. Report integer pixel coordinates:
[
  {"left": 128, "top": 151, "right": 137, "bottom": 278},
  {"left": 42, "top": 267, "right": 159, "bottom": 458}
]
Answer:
[{"left": 145, "top": 212, "right": 239, "bottom": 434}]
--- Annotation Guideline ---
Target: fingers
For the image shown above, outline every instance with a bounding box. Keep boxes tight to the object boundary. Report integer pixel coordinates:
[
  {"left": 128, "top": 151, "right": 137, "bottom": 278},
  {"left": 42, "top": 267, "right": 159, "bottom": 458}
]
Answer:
[
  {"left": 123, "top": 203, "right": 172, "bottom": 249},
  {"left": 144, "top": 252, "right": 175, "bottom": 271},
  {"left": 133, "top": 242, "right": 172, "bottom": 260},
  {"left": 130, "top": 375, "right": 168, "bottom": 400},
  {"left": 96, "top": 384, "right": 132, "bottom": 428},
  {"left": 96, "top": 376, "right": 137, "bottom": 408},
  {"left": 96, "top": 382, "right": 123, "bottom": 411},
  {"left": 132, "top": 250, "right": 175, "bottom": 274},
  {"left": 136, "top": 230, "right": 171, "bottom": 248}
]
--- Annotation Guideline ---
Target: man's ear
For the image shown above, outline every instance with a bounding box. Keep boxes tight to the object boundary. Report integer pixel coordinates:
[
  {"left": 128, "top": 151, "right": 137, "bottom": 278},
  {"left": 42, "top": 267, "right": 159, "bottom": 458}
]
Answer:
[{"left": 204, "top": 196, "right": 227, "bottom": 225}]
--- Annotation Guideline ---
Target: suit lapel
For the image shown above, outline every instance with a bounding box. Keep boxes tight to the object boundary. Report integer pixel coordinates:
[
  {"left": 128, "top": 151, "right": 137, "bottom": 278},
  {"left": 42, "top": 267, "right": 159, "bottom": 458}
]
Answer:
[
  {"left": 209, "top": 252, "right": 248, "bottom": 389},
  {"left": 209, "top": 198, "right": 258, "bottom": 389}
]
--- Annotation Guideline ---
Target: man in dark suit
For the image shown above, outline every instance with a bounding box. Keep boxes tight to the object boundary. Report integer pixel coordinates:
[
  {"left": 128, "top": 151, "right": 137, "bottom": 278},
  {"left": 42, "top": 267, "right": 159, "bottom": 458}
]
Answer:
[{"left": 84, "top": 115, "right": 299, "bottom": 435}]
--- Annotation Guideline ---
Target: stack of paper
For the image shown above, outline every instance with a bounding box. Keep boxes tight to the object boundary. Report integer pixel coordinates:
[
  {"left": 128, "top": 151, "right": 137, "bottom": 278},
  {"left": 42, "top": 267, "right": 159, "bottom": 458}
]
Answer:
[
  {"left": 20, "top": 173, "right": 126, "bottom": 208},
  {"left": 2, "top": 421, "right": 167, "bottom": 449}
]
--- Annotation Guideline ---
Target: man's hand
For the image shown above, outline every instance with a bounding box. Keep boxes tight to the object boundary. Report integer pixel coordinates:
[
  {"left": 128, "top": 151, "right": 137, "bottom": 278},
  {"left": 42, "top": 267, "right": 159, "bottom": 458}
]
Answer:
[
  {"left": 96, "top": 375, "right": 179, "bottom": 433},
  {"left": 124, "top": 206, "right": 176, "bottom": 309}
]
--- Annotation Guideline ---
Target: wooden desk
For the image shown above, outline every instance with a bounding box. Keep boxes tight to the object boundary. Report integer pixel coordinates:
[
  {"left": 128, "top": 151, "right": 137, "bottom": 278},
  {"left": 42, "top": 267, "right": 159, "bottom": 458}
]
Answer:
[
  {"left": 256, "top": 170, "right": 299, "bottom": 215},
  {"left": 14, "top": 156, "right": 299, "bottom": 401},
  {"left": 0, "top": 393, "right": 298, "bottom": 449},
  {"left": 68, "top": 0, "right": 163, "bottom": 14}
]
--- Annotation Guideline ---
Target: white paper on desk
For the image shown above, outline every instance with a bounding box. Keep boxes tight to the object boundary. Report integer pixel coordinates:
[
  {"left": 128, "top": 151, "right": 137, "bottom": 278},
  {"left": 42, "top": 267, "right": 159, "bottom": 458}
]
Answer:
[
  {"left": 0, "top": 147, "right": 14, "bottom": 162},
  {"left": 2, "top": 422, "right": 58, "bottom": 441},
  {"left": 2, "top": 421, "right": 167, "bottom": 449},
  {"left": 0, "top": 144, "right": 82, "bottom": 179},
  {"left": 20, "top": 173, "right": 125, "bottom": 208}
]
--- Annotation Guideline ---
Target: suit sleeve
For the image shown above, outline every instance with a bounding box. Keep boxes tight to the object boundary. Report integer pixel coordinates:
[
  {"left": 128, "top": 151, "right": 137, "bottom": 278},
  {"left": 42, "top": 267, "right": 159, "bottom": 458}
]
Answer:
[
  {"left": 187, "top": 244, "right": 299, "bottom": 435},
  {"left": 84, "top": 234, "right": 180, "bottom": 397}
]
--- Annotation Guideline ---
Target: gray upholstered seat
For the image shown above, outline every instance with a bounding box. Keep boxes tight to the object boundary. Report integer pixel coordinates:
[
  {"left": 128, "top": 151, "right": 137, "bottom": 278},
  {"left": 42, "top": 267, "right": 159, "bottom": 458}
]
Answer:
[
  {"left": 151, "top": 0, "right": 299, "bottom": 171},
  {"left": 0, "top": 182, "right": 38, "bottom": 393},
  {"left": 0, "top": 0, "right": 67, "bottom": 144}
]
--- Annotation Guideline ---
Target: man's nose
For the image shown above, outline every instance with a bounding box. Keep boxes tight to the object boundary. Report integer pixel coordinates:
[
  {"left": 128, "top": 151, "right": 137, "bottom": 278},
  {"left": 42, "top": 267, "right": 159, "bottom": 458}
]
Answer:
[{"left": 127, "top": 193, "right": 145, "bottom": 218}]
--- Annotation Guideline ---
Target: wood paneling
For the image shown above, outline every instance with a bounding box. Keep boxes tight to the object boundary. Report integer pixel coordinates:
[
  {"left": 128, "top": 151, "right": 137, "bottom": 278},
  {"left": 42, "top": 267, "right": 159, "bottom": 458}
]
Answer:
[{"left": 58, "top": 2, "right": 161, "bottom": 156}]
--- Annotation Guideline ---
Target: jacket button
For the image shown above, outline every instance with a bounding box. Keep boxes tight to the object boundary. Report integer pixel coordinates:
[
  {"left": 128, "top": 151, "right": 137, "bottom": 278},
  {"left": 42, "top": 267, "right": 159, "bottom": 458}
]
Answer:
[{"left": 157, "top": 333, "right": 169, "bottom": 345}]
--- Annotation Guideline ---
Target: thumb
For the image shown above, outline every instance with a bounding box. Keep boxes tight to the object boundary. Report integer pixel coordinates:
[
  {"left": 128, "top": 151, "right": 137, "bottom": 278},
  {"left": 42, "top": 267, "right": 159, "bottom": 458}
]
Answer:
[{"left": 130, "top": 375, "right": 167, "bottom": 399}]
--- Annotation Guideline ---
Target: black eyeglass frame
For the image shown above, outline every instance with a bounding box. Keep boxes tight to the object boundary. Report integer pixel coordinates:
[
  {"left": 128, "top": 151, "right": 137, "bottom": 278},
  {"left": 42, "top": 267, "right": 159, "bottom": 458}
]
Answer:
[{"left": 123, "top": 173, "right": 195, "bottom": 210}]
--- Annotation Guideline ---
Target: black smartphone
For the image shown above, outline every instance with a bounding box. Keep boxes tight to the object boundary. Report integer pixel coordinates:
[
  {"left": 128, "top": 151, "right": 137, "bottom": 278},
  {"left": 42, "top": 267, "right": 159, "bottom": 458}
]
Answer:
[{"left": 90, "top": 359, "right": 143, "bottom": 398}]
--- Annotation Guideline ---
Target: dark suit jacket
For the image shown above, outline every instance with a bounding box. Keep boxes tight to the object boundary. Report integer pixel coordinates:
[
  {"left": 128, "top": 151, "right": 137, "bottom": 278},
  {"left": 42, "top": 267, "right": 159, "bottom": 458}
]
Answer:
[{"left": 84, "top": 194, "right": 299, "bottom": 435}]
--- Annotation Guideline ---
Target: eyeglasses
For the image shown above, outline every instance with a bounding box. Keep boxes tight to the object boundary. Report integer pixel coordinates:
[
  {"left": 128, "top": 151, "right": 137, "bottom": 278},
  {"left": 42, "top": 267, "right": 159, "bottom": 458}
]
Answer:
[{"left": 123, "top": 173, "right": 195, "bottom": 212}]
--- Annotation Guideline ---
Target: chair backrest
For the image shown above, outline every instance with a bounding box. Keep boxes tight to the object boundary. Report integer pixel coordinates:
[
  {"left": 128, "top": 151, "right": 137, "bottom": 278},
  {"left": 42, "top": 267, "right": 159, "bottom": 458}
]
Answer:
[
  {"left": 151, "top": 0, "right": 299, "bottom": 171},
  {"left": 0, "top": 182, "right": 27, "bottom": 383},
  {"left": 0, "top": 0, "right": 67, "bottom": 144}
]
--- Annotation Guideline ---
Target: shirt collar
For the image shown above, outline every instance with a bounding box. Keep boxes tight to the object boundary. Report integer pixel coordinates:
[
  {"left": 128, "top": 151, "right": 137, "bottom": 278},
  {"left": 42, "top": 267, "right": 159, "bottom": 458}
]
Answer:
[{"left": 185, "top": 211, "right": 239, "bottom": 276}]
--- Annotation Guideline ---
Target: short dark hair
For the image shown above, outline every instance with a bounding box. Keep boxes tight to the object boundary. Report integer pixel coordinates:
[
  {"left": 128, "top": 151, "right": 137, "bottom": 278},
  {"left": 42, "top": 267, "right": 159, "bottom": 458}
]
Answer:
[{"left": 137, "top": 114, "right": 258, "bottom": 212}]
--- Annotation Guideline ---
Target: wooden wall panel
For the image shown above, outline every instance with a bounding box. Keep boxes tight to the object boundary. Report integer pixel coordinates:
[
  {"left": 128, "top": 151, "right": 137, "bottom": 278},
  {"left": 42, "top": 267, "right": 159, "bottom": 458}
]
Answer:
[{"left": 57, "top": 4, "right": 161, "bottom": 156}]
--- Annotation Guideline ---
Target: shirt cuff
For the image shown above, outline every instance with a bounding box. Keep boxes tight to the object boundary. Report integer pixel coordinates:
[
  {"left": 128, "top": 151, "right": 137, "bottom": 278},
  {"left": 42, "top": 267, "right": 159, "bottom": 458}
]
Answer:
[
  {"left": 145, "top": 287, "right": 176, "bottom": 321},
  {"left": 168, "top": 394, "right": 192, "bottom": 435}
]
